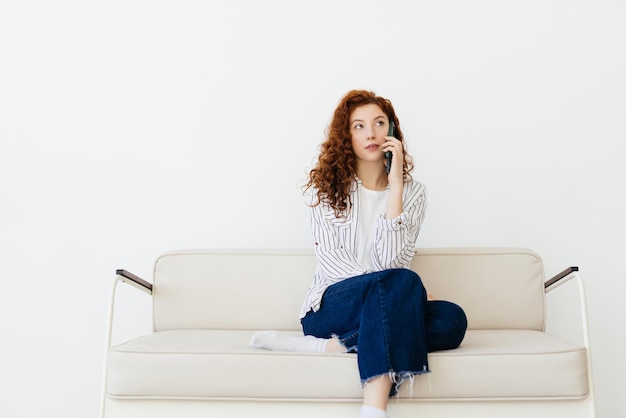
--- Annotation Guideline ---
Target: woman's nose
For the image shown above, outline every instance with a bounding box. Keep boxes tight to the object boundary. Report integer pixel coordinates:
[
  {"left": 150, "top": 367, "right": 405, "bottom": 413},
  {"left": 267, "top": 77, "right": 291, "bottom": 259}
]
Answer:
[{"left": 366, "top": 125, "right": 375, "bottom": 139}]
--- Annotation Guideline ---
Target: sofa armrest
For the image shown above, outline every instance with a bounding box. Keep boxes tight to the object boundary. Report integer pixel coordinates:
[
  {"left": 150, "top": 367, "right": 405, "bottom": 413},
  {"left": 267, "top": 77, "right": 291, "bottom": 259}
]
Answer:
[
  {"left": 105, "top": 271, "right": 153, "bottom": 348},
  {"left": 545, "top": 266, "right": 579, "bottom": 292},
  {"left": 116, "top": 269, "right": 153, "bottom": 295},
  {"left": 543, "top": 264, "right": 595, "bottom": 401},
  {"left": 102, "top": 269, "right": 153, "bottom": 416}
]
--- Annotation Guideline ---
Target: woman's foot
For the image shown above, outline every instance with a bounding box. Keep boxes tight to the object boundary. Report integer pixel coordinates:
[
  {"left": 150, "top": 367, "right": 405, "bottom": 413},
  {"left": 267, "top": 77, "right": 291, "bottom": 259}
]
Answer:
[
  {"left": 360, "top": 405, "right": 387, "bottom": 418},
  {"left": 249, "top": 331, "right": 329, "bottom": 352}
]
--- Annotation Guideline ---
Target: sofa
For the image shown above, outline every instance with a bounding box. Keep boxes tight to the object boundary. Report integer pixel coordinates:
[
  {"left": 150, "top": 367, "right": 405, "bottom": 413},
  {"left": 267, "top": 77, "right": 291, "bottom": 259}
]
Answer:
[{"left": 101, "top": 247, "right": 596, "bottom": 417}]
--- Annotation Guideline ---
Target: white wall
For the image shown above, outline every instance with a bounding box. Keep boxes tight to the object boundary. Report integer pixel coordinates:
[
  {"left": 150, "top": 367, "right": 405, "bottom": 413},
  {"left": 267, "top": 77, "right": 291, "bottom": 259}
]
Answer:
[{"left": 1, "top": 1, "right": 624, "bottom": 417}]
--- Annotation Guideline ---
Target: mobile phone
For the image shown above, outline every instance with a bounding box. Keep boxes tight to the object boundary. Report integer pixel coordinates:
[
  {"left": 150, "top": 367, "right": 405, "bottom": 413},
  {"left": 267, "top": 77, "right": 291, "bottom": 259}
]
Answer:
[{"left": 385, "top": 121, "right": 395, "bottom": 174}]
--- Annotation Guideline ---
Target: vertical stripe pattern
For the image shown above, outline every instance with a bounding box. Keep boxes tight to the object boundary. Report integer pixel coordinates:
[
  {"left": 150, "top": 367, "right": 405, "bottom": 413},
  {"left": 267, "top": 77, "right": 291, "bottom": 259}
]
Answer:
[{"left": 300, "top": 179, "right": 427, "bottom": 318}]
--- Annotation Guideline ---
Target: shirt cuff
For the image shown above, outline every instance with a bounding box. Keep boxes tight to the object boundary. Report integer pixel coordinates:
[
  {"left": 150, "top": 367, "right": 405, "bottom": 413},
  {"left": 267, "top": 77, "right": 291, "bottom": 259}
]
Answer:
[{"left": 378, "top": 212, "right": 408, "bottom": 230}]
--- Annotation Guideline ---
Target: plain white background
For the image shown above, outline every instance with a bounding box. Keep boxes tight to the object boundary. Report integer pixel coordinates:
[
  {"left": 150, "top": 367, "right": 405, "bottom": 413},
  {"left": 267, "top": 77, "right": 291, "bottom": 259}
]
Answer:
[{"left": 1, "top": 1, "right": 624, "bottom": 417}]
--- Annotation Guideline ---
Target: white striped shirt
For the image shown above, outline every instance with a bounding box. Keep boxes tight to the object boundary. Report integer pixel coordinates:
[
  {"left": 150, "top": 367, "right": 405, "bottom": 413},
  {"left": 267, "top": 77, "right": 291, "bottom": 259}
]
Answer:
[{"left": 299, "top": 178, "right": 427, "bottom": 318}]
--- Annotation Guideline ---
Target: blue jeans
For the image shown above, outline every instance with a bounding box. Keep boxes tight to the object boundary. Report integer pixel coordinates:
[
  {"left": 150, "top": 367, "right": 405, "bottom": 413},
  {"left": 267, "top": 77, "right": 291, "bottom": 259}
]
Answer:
[{"left": 301, "top": 268, "right": 467, "bottom": 396}]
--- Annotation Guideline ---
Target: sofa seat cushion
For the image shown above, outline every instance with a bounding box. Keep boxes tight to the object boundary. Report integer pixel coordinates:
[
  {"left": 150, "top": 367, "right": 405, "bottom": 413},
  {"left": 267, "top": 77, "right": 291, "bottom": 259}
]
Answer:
[{"left": 106, "top": 329, "right": 588, "bottom": 400}]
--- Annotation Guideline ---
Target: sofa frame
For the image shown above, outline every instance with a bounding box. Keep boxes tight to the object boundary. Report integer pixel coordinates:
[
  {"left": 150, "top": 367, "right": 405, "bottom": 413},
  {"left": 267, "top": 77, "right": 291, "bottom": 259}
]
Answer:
[{"left": 101, "top": 248, "right": 596, "bottom": 418}]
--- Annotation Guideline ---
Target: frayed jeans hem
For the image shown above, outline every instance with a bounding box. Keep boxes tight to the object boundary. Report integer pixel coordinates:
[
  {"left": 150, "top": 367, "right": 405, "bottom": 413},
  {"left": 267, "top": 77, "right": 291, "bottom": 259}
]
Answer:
[{"left": 361, "top": 366, "right": 430, "bottom": 397}]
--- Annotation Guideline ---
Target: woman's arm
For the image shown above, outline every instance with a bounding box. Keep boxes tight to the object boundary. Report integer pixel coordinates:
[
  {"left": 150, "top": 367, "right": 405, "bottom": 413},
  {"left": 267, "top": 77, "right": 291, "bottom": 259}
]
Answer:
[
  {"left": 371, "top": 181, "right": 427, "bottom": 270},
  {"left": 385, "top": 181, "right": 404, "bottom": 219}
]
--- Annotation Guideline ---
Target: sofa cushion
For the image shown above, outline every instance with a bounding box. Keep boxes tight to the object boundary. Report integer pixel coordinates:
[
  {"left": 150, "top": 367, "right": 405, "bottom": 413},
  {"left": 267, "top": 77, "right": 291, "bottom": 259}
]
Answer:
[
  {"left": 107, "top": 329, "right": 588, "bottom": 400},
  {"left": 150, "top": 248, "right": 545, "bottom": 333}
]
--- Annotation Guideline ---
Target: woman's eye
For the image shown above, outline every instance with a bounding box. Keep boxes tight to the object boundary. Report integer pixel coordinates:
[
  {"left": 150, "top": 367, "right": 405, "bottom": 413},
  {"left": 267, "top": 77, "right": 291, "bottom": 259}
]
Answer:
[
  {"left": 353, "top": 124, "right": 363, "bottom": 129},
  {"left": 376, "top": 120, "right": 385, "bottom": 126}
]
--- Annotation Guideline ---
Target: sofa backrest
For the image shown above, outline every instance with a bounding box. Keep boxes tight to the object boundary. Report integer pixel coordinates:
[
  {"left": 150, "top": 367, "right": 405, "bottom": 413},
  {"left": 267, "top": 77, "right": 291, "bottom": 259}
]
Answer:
[
  {"left": 151, "top": 248, "right": 545, "bottom": 332},
  {"left": 410, "top": 248, "right": 545, "bottom": 331}
]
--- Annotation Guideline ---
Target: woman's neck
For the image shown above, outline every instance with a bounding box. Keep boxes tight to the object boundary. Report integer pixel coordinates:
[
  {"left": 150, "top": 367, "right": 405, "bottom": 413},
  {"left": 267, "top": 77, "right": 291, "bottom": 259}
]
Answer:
[{"left": 356, "top": 163, "right": 388, "bottom": 191}]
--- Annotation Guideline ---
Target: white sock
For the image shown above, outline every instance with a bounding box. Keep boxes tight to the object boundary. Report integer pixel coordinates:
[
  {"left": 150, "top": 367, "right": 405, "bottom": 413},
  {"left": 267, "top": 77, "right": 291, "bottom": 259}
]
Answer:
[
  {"left": 249, "top": 330, "right": 329, "bottom": 353},
  {"left": 360, "top": 405, "right": 387, "bottom": 418}
]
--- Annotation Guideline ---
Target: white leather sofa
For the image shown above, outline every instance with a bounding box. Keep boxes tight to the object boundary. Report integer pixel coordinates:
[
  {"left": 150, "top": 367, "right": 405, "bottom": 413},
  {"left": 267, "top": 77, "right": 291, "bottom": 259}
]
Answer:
[{"left": 101, "top": 248, "right": 596, "bottom": 417}]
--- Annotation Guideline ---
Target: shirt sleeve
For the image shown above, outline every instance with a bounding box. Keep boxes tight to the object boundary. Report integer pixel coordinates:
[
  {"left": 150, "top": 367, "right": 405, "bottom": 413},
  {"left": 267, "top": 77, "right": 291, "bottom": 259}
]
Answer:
[
  {"left": 308, "top": 191, "right": 367, "bottom": 282},
  {"left": 370, "top": 181, "right": 427, "bottom": 270}
]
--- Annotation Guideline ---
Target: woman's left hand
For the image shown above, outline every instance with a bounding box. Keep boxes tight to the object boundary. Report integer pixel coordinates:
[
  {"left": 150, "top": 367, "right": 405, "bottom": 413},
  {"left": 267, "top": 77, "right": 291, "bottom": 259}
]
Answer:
[
  {"left": 383, "top": 136, "right": 405, "bottom": 219},
  {"left": 383, "top": 136, "right": 404, "bottom": 184}
]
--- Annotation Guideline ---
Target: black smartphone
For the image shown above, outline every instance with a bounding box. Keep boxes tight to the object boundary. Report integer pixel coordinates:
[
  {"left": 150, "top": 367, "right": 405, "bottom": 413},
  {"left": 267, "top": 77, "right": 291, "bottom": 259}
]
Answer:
[{"left": 385, "top": 121, "right": 395, "bottom": 174}]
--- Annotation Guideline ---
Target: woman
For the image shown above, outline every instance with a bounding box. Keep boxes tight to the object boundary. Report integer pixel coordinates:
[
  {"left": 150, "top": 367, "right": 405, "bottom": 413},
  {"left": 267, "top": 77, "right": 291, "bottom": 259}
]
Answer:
[{"left": 252, "top": 90, "right": 467, "bottom": 418}]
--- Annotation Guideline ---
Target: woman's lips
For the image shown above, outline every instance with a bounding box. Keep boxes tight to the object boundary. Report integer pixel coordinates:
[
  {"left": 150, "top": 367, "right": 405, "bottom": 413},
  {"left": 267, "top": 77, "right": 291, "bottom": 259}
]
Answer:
[{"left": 365, "top": 144, "right": 380, "bottom": 151}]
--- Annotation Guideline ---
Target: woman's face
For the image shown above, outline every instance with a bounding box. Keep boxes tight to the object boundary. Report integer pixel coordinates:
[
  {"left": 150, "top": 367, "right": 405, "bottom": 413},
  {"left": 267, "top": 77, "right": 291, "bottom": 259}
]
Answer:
[{"left": 349, "top": 103, "right": 390, "bottom": 166}]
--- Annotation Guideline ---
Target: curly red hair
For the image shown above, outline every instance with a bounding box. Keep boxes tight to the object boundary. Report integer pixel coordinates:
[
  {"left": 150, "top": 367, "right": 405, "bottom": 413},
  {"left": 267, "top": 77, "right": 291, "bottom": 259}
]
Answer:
[{"left": 305, "top": 90, "right": 414, "bottom": 217}]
